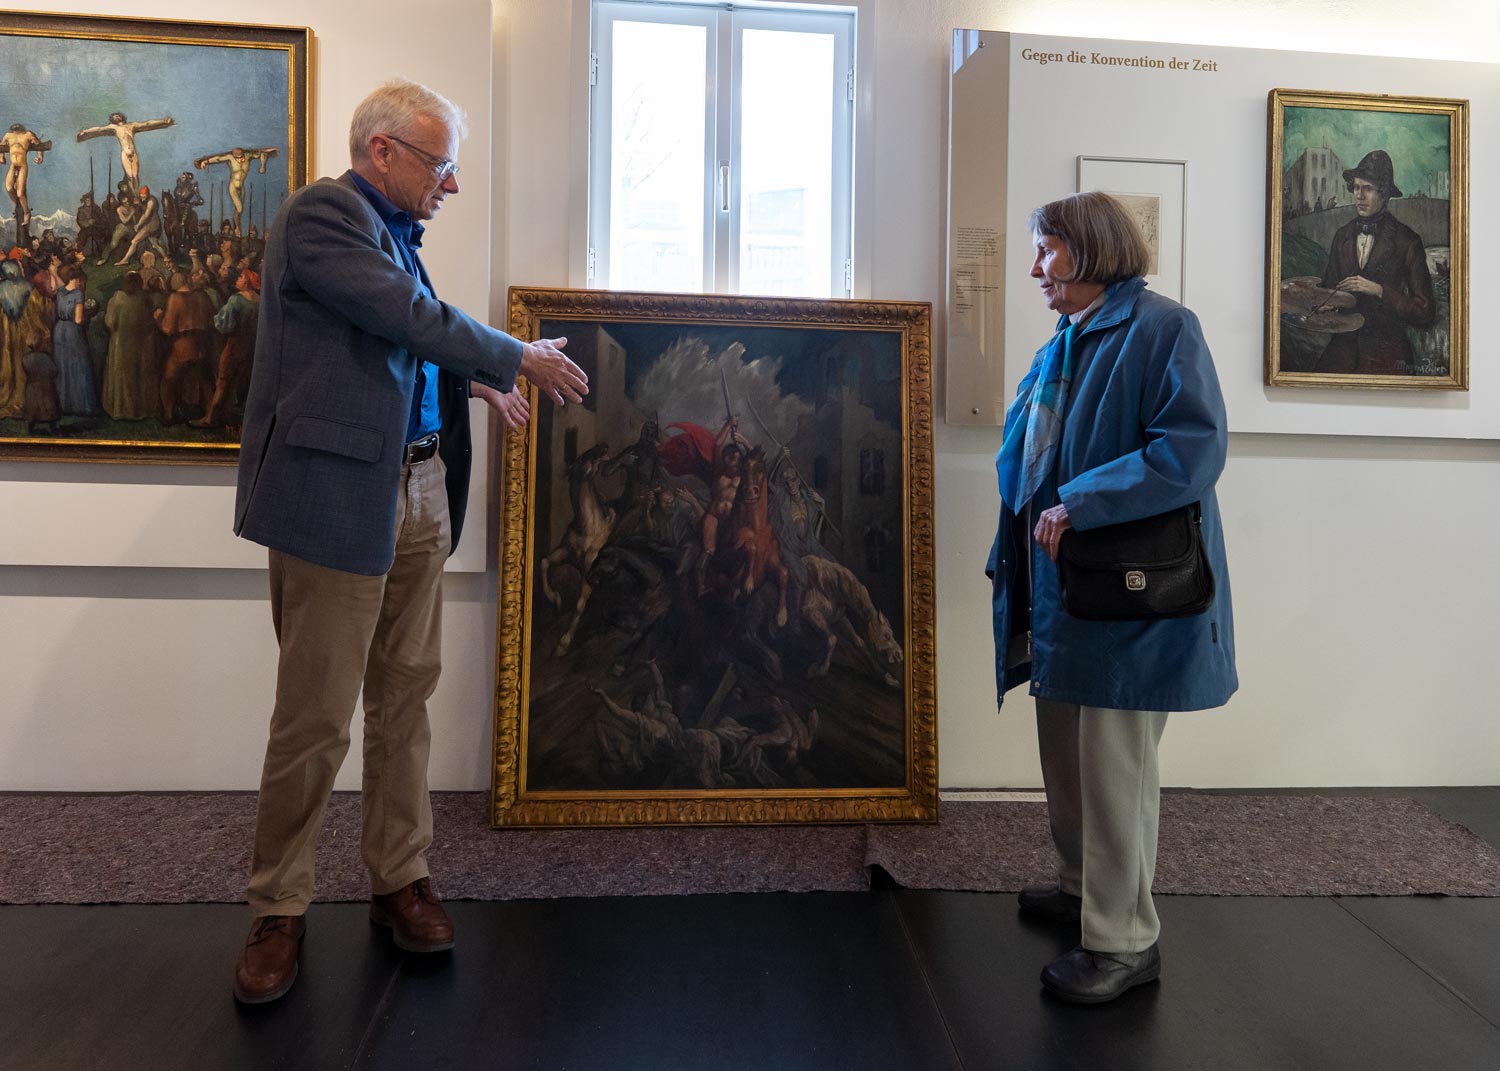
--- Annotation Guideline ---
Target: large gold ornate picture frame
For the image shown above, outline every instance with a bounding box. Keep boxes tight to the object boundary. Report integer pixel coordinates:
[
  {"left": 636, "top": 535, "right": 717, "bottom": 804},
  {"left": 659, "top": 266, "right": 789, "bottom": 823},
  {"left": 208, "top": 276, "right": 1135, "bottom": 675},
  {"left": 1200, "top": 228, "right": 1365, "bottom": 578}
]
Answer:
[
  {"left": 0, "top": 10, "right": 311, "bottom": 463},
  {"left": 1265, "top": 89, "right": 1467, "bottom": 390},
  {"left": 494, "top": 288, "right": 936, "bottom": 827}
]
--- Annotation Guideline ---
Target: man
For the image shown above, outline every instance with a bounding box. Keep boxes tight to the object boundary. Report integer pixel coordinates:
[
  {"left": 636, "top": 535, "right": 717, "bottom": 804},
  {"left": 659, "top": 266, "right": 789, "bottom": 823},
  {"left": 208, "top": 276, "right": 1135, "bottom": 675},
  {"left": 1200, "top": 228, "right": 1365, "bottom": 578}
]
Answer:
[
  {"left": 698, "top": 419, "right": 751, "bottom": 593},
  {"left": 136, "top": 249, "right": 164, "bottom": 291},
  {"left": 217, "top": 218, "right": 241, "bottom": 263},
  {"left": 96, "top": 183, "right": 138, "bottom": 266},
  {"left": 230, "top": 78, "right": 587, "bottom": 1004},
  {"left": 75, "top": 192, "right": 108, "bottom": 258},
  {"left": 172, "top": 170, "right": 204, "bottom": 255},
  {"left": 602, "top": 419, "right": 661, "bottom": 515},
  {"left": 157, "top": 269, "right": 214, "bottom": 424},
  {"left": 114, "top": 184, "right": 171, "bottom": 266},
  {"left": 242, "top": 223, "right": 265, "bottom": 266},
  {"left": 1, "top": 123, "right": 49, "bottom": 230},
  {"left": 649, "top": 478, "right": 702, "bottom": 554},
  {"left": 1317, "top": 149, "right": 1435, "bottom": 376},
  {"left": 35, "top": 228, "right": 60, "bottom": 266},
  {"left": 75, "top": 111, "right": 175, "bottom": 193},
  {"left": 194, "top": 146, "right": 279, "bottom": 235},
  {"left": 769, "top": 449, "right": 834, "bottom": 572},
  {"left": 158, "top": 190, "right": 178, "bottom": 258}
]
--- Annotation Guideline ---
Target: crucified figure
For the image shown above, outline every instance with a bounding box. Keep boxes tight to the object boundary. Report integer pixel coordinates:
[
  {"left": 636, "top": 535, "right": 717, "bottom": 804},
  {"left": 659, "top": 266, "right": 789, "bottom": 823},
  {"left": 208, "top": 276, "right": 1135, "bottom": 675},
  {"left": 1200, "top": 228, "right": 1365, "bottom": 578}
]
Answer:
[
  {"left": 2, "top": 124, "right": 50, "bottom": 231},
  {"left": 76, "top": 111, "right": 175, "bottom": 193},
  {"left": 194, "top": 147, "right": 279, "bottom": 236}
]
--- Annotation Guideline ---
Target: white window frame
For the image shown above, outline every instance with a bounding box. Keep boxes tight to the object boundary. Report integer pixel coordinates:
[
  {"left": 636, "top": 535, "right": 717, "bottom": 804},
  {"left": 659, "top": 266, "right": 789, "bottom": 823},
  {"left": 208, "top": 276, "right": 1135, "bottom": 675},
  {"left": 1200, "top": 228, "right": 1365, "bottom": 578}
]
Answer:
[{"left": 587, "top": 0, "right": 856, "bottom": 297}]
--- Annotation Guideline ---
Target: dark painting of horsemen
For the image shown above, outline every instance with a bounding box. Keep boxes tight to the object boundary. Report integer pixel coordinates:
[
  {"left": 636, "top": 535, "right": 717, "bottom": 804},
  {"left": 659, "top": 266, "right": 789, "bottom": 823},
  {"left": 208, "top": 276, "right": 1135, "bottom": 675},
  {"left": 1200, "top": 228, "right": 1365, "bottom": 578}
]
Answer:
[
  {"left": 0, "top": 11, "right": 309, "bottom": 462},
  {"left": 495, "top": 289, "right": 936, "bottom": 827}
]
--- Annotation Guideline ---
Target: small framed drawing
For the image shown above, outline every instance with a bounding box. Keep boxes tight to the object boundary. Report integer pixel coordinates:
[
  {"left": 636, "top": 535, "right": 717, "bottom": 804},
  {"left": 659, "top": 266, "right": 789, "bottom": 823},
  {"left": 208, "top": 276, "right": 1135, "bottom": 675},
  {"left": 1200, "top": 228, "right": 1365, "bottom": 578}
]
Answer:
[
  {"left": 1265, "top": 89, "right": 1467, "bottom": 390},
  {"left": 1076, "top": 156, "right": 1186, "bottom": 304}
]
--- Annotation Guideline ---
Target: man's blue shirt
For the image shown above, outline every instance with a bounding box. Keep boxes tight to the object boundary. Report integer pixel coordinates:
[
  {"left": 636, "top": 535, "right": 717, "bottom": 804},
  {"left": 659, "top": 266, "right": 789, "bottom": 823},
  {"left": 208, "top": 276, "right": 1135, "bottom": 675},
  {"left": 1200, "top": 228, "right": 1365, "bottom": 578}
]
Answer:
[{"left": 349, "top": 170, "right": 440, "bottom": 441}]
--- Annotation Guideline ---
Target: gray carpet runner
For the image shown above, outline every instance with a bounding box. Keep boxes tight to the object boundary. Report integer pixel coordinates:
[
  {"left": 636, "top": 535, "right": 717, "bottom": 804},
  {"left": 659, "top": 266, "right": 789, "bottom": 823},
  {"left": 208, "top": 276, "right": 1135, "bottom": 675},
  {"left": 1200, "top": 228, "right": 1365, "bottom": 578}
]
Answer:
[{"left": 2, "top": 792, "right": 1497, "bottom": 904}]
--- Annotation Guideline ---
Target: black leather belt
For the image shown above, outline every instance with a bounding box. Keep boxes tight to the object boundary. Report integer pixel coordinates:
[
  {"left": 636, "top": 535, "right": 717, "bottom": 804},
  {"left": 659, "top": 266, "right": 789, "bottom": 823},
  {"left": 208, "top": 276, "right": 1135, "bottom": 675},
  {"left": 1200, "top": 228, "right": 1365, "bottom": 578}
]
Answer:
[{"left": 403, "top": 432, "right": 439, "bottom": 465}]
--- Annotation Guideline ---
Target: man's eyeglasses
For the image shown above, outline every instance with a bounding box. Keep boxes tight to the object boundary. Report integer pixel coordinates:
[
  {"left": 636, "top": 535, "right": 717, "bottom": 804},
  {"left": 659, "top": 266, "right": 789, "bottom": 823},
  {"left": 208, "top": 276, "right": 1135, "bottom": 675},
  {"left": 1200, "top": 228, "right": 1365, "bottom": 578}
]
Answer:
[{"left": 383, "top": 134, "right": 459, "bottom": 182}]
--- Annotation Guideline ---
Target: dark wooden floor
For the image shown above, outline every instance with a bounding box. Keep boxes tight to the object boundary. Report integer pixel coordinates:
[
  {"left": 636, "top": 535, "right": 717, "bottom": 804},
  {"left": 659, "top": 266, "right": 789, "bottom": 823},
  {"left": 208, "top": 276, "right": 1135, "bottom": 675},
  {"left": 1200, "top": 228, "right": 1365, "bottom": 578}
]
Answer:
[{"left": 4, "top": 788, "right": 1498, "bottom": 1071}]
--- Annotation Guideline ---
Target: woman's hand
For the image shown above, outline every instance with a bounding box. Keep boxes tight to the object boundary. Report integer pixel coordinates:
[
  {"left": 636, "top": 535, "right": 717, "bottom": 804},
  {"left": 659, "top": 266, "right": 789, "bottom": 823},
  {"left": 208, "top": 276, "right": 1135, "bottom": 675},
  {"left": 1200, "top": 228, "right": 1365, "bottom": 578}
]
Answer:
[{"left": 1033, "top": 503, "right": 1073, "bottom": 562}]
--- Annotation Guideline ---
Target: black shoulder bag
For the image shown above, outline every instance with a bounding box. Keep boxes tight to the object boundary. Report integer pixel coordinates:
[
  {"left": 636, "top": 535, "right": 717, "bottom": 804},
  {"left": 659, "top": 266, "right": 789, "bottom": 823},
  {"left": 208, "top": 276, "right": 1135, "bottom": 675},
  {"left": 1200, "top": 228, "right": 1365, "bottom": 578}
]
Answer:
[{"left": 1056, "top": 504, "right": 1214, "bottom": 621}]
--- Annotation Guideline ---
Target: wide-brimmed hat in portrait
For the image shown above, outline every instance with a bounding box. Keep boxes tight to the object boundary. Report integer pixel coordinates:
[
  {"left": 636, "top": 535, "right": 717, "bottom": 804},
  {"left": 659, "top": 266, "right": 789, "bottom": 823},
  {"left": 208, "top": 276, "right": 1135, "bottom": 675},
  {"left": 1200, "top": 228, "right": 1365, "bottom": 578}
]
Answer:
[{"left": 1342, "top": 149, "right": 1403, "bottom": 198}]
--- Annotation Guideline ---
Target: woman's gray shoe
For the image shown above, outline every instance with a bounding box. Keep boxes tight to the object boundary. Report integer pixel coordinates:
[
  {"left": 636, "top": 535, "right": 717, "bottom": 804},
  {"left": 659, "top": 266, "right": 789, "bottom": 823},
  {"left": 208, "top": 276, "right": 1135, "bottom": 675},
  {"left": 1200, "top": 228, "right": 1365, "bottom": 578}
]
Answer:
[
  {"left": 1017, "top": 884, "right": 1083, "bottom": 923},
  {"left": 1041, "top": 944, "right": 1161, "bottom": 1004}
]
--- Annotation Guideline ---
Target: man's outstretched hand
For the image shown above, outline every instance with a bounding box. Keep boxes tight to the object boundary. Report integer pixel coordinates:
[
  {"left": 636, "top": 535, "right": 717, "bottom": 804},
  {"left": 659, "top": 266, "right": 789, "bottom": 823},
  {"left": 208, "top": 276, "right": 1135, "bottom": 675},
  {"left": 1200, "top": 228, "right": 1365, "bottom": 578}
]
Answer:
[{"left": 519, "top": 336, "right": 588, "bottom": 406}]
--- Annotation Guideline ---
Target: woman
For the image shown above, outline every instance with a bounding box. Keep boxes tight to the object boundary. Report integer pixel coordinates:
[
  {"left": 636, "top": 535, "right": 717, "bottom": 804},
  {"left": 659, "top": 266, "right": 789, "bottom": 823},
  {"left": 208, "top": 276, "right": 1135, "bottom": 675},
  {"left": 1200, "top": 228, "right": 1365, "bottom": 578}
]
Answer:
[
  {"left": 52, "top": 265, "right": 100, "bottom": 417},
  {"left": 30, "top": 252, "right": 63, "bottom": 326},
  {"left": 988, "top": 192, "right": 1236, "bottom": 1004}
]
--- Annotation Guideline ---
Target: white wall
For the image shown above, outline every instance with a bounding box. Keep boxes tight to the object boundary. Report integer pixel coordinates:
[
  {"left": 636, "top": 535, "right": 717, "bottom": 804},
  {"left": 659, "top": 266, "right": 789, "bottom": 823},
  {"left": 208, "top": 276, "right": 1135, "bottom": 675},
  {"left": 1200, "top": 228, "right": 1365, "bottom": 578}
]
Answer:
[{"left": 1, "top": 0, "right": 1497, "bottom": 791}]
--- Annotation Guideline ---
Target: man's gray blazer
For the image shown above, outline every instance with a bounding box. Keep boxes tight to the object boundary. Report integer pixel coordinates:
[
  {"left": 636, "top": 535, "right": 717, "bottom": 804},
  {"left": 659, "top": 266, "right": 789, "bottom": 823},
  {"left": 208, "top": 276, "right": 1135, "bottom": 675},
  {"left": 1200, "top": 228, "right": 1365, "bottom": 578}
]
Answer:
[{"left": 234, "top": 171, "right": 522, "bottom": 576}]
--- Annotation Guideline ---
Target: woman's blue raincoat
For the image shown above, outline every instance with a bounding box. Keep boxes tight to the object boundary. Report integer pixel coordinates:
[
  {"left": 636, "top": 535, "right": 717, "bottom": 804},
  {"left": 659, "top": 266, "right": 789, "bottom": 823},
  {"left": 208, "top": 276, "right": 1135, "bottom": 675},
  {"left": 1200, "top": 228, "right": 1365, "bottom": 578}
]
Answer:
[{"left": 986, "top": 278, "right": 1238, "bottom": 713}]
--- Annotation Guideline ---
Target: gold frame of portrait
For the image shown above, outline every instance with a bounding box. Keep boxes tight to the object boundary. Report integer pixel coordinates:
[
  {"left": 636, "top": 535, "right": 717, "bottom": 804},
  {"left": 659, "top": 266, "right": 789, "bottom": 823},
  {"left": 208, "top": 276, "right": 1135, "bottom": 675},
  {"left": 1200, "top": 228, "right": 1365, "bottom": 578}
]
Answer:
[
  {"left": 1264, "top": 88, "right": 1468, "bottom": 391},
  {"left": 0, "top": 9, "right": 312, "bottom": 464},
  {"left": 493, "top": 287, "right": 937, "bottom": 828}
]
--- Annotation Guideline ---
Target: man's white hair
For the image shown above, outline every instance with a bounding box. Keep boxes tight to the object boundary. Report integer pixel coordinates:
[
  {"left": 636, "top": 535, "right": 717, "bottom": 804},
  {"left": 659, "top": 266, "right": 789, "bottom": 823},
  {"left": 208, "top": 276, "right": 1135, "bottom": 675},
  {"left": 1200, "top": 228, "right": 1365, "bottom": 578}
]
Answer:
[{"left": 348, "top": 78, "right": 468, "bottom": 163}]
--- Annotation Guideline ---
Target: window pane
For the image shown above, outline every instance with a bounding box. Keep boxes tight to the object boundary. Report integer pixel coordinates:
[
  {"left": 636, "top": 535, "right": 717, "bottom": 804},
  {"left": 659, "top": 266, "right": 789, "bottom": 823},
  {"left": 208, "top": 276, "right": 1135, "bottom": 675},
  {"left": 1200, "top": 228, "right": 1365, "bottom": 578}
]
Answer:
[
  {"left": 738, "top": 28, "right": 835, "bottom": 297},
  {"left": 609, "top": 20, "right": 706, "bottom": 292}
]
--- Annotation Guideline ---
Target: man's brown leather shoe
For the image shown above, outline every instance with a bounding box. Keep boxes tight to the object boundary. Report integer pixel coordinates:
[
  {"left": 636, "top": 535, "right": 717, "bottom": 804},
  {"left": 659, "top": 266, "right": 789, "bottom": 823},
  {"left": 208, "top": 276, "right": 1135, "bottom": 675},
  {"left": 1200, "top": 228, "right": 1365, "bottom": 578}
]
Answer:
[
  {"left": 233, "top": 914, "right": 306, "bottom": 1004},
  {"left": 370, "top": 877, "right": 455, "bottom": 952}
]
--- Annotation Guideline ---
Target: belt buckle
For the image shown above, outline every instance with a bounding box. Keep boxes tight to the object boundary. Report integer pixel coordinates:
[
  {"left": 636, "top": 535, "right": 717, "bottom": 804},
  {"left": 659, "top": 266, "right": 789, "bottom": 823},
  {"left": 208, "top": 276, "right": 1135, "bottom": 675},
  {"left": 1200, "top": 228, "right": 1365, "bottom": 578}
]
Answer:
[{"left": 404, "top": 432, "right": 438, "bottom": 465}]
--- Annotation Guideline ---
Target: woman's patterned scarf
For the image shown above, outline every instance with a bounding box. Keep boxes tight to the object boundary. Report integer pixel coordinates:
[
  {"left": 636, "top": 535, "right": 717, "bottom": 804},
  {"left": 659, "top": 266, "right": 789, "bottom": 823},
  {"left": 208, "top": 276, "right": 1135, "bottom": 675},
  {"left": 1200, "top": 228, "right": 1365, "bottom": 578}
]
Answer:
[{"left": 997, "top": 320, "right": 1078, "bottom": 512}]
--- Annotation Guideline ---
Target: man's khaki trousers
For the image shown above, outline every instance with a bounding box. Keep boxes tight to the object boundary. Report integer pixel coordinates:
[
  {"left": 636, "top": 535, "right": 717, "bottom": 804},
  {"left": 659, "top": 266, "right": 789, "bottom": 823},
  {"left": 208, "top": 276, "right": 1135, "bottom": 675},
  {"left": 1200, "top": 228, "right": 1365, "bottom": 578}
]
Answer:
[
  {"left": 1034, "top": 699, "right": 1170, "bottom": 954},
  {"left": 247, "top": 455, "right": 450, "bottom": 917}
]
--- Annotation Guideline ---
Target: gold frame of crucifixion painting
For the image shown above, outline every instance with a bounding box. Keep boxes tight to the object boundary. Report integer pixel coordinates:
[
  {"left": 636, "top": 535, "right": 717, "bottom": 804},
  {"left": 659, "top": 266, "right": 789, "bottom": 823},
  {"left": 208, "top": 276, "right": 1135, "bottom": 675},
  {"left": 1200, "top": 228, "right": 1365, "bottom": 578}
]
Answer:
[
  {"left": 1265, "top": 88, "right": 1468, "bottom": 391},
  {"left": 493, "top": 288, "right": 937, "bottom": 828},
  {"left": 0, "top": 10, "right": 311, "bottom": 464}
]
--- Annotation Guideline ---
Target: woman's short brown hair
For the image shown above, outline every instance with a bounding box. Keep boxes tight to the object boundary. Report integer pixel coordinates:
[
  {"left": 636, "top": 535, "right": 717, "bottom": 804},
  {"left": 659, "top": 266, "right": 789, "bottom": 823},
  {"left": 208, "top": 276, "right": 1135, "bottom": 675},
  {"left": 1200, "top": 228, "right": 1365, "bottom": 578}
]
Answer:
[{"left": 1027, "top": 191, "right": 1151, "bottom": 285}]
